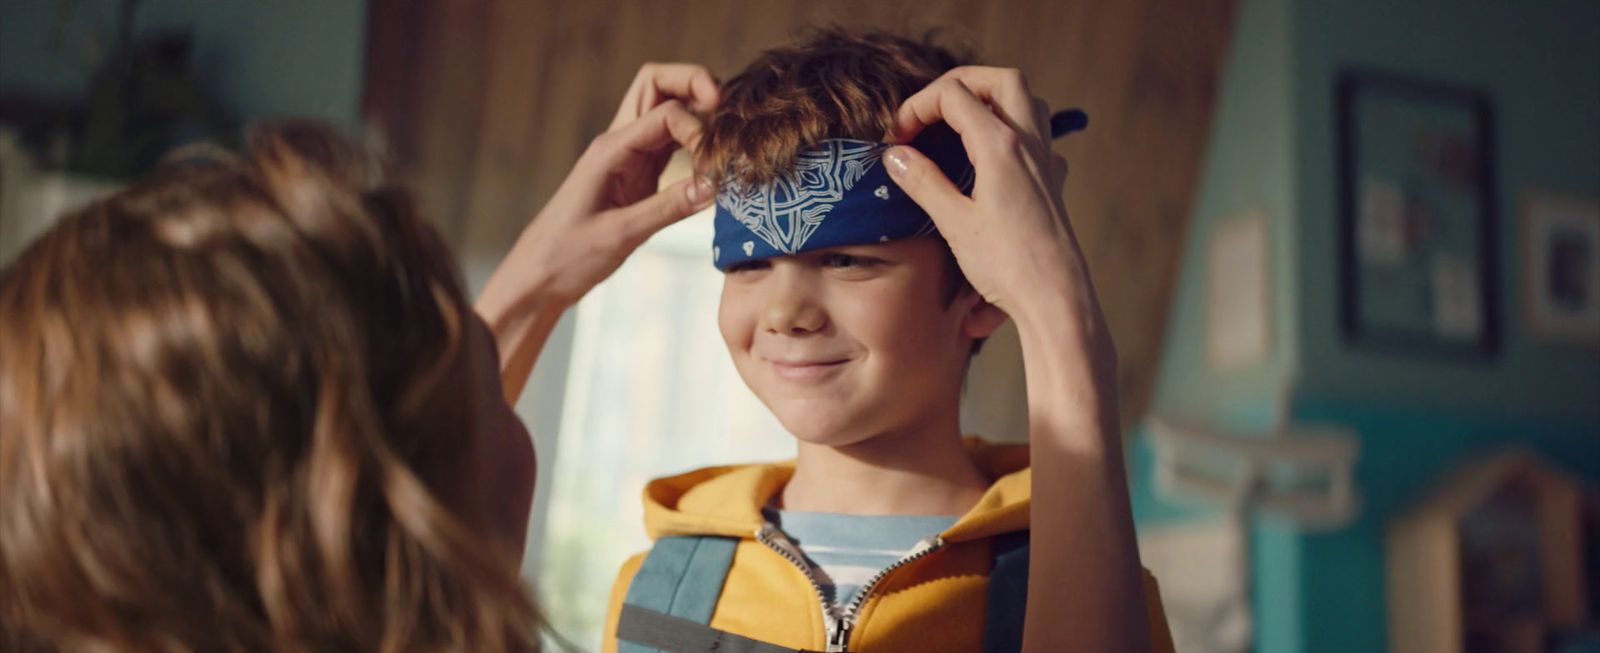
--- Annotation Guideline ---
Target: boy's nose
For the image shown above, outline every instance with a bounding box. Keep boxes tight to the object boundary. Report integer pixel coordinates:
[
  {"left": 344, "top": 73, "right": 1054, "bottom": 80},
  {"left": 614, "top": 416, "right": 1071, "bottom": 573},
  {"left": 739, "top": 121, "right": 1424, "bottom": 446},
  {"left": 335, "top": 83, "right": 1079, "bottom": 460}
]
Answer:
[{"left": 761, "top": 273, "right": 826, "bottom": 335}]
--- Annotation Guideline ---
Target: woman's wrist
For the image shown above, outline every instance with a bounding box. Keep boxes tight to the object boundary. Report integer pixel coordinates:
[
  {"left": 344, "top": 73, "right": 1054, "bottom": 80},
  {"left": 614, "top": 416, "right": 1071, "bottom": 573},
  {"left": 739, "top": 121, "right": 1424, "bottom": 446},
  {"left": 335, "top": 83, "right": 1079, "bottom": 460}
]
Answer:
[{"left": 1011, "top": 289, "right": 1120, "bottom": 440}]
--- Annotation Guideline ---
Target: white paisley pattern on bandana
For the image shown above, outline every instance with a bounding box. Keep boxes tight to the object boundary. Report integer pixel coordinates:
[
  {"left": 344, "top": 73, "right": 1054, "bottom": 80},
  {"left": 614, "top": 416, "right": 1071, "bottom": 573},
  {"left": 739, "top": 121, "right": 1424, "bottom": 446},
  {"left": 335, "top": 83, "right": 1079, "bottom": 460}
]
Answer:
[{"left": 715, "top": 140, "right": 887, "bottom": 254}]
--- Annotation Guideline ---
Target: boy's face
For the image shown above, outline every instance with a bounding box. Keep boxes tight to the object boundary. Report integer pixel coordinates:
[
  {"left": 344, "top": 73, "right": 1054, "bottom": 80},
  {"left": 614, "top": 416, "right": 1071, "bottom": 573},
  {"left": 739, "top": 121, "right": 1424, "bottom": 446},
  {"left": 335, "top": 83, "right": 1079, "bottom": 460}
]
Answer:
[{"left": 719, "top": 237, "right": 1003, "bottom": 446}]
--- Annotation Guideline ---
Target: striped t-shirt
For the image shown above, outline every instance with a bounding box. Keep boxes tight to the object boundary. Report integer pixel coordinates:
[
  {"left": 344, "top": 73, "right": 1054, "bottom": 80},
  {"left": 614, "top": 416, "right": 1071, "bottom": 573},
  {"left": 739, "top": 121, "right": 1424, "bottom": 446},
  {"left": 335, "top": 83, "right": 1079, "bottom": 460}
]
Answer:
[{"left": 763, "top": 508, "right": 957, "bottom": 612}]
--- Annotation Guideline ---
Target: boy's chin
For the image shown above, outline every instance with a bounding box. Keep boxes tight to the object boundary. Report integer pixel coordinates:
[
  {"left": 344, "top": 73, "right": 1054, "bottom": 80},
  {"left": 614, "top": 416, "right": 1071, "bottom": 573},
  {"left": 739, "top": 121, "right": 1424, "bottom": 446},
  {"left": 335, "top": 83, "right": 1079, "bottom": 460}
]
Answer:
[{"left": 773, "top": 411, "right": 883, "bottom": 448}]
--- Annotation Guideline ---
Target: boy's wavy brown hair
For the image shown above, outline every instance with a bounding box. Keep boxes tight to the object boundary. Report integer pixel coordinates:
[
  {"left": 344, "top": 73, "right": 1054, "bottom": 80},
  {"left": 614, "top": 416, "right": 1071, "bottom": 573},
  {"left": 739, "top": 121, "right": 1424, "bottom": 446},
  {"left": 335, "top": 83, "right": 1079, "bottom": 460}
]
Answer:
[
  {"left": 698, "top": 28, "right": 971, "bottom": 186},
  {"left": 0, "top": 122, "right": 542, "bottom": 651}
]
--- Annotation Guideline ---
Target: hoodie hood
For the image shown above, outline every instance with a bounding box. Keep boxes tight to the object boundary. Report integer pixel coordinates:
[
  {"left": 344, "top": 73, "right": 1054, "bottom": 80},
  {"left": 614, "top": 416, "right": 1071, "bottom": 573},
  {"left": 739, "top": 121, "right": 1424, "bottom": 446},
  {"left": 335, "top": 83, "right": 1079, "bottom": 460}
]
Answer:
[{"left": 641, "top": 437, "right": 1031, "bottom": 544}]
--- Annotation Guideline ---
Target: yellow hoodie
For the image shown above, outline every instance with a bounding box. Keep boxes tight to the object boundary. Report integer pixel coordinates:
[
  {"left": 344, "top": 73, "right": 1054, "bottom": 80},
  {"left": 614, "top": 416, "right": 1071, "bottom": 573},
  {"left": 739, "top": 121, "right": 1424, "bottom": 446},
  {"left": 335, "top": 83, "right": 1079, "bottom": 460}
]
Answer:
[{"left": 602, "top": 440, "right": 1175, "bottom": 652}]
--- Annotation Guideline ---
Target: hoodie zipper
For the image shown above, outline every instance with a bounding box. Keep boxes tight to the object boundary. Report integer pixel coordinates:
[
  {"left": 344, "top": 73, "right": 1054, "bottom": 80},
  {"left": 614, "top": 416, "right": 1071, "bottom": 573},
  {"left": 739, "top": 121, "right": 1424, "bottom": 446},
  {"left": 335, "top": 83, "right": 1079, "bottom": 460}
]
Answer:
[{"left": 755, "top": 523, "right": 945, "bottom": 653}]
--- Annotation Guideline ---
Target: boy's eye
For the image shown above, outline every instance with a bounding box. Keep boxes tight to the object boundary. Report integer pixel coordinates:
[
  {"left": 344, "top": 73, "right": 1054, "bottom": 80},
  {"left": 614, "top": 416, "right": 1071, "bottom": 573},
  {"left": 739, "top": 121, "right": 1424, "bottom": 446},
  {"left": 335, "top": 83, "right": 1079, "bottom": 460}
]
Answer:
[
  {"left": 726, "top": 260, "right": 771, "bottom": 275},
  {"left": 820, "top": 253, "right": 878, "bottom": 268}
]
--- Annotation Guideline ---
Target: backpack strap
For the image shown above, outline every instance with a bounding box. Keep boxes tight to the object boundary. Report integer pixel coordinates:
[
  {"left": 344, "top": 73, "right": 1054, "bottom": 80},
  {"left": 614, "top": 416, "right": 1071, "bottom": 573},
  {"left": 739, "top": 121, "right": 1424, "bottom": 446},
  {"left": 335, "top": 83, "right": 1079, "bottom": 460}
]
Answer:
[
  {"left": 617, "top": 604, "right": 817, "bottom": 653},
  {"left": 618, "top": 531, "right": 1031, "bottom": 652},
  {"left": 618, "top": 535, "right": 739, "bottom": 653},
  {"left": 984, "top": 529, "right": 1030, "bottom": 653}
]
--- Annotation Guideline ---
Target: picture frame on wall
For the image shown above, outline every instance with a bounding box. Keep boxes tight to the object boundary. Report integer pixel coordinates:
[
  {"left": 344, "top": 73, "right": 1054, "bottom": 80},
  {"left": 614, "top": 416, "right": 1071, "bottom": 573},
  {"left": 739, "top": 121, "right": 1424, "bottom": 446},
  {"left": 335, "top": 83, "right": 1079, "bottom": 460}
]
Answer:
[
  {"left": 1336, "top": 68, "right": 1499, "bottom": 359},
  {"left": 1521, "top": 192, "right": 1600, "bottom": 345}
]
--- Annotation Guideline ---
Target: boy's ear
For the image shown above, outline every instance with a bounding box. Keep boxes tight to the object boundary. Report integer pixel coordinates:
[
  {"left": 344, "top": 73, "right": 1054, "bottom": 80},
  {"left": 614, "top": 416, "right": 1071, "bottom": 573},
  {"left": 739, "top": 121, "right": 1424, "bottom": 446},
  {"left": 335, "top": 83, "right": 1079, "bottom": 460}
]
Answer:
[{"left": 962, "top": 298, "right": 1009, "bottom": 340}]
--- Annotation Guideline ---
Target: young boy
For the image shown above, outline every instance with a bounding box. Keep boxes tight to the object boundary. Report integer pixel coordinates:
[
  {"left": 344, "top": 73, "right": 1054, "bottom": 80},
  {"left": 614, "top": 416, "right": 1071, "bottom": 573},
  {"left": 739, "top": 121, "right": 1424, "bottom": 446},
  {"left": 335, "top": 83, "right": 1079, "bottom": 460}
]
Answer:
[{"left": 597, "top": 31, "right": 1174, "bottom": 653}]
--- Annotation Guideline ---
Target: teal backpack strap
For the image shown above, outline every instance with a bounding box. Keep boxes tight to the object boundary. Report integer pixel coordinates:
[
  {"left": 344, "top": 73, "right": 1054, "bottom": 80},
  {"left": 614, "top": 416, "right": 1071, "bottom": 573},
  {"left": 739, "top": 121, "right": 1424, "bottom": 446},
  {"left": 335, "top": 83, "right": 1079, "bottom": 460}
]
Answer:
[
  {"left": 618, "top": 535, "right": 739, "bottom": 653},
  {"left": 983, "top": 530, "right": 1030, "bottom": 653},
  {"left": 617, "top": 604, "right": 812, "bottom": 653}
]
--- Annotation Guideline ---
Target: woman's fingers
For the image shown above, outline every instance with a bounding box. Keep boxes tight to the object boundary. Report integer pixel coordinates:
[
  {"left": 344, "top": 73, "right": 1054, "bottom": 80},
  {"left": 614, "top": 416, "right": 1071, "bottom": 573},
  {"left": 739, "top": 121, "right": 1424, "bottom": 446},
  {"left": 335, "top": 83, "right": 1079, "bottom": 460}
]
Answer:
[
  {"left": 890, "top": 76, "right": 1016, "bottom": 160},
  {"left": 884, "top": 145, "right": 973, "bottom": 227},
  {"left": 606, "top": 175, "right": 714, "bottom": 245},
  {"left": 891, "top": 67, "right": 1050, "bottom": 148},
  {"left": 945, "top": 66, "right": 1049, "bottom": 147},
  {"left": 590, "top": 99, "right": 705, "bottom": 172},
  {"left": 609, "top": 62, "right": 720, "bottom": 130}
]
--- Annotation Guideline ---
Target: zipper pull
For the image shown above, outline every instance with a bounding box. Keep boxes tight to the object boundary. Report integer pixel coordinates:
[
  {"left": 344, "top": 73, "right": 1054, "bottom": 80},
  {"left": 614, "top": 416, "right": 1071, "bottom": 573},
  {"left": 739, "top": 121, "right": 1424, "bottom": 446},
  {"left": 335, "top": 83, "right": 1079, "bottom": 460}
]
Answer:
[{"left": 825, "top": 616, "right": 853, "bottom": 652}]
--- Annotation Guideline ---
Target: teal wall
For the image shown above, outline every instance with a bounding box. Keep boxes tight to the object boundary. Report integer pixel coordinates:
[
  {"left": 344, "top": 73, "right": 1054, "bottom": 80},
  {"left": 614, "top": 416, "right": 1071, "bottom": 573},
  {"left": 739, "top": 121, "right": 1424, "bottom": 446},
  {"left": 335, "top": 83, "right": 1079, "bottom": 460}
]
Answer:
[
  {"left": 1285, "top": 2, "right": 1600, "bottom": 652},
  {"left": 1291, "top": 0, "right": 1600, "bottom": 422},
  {"left": 1288, "top": 401, "right": 1599, "bottom": 653},
  {"left": 1142, "top": 0, "right": 1600, "bottom": 651},
  {"left": 0, "top": 0, "right": 368, "bottom": 128}
]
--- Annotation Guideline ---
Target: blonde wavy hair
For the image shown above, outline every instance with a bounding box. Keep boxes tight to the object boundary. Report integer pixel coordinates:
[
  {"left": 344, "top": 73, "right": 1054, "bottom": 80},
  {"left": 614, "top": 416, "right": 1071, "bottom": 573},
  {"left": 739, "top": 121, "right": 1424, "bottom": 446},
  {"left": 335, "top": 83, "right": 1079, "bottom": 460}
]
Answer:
[{"left": 0, "top": 122, "right": 543, "bottom": 651}]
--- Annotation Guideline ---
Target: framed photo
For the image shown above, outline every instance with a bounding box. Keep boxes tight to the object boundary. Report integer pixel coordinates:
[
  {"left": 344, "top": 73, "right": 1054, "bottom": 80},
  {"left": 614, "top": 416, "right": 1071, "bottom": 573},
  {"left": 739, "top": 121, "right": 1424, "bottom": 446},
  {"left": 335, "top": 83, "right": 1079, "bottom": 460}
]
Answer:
[
  {"left": 1522, "top": 193, "right": 1600, "bottom": 344},
  {"left": 1337, "top": 69, "right": 1499, "bottom": 359}
]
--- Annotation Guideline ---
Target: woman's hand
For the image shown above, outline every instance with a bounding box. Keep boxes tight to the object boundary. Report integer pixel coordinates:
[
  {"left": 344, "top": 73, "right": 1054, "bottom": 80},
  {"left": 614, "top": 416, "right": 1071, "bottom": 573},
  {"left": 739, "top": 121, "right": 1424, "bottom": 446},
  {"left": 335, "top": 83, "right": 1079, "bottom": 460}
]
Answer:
[
  {"left": 886, "top": 67, "right": 1156, "bottom": 653},
  {"left": 884, "top": 66, "right": 1112, "bottom": 379},
  {"left": 498, "top": 63, "right": 719, "bottom": 311},
  {"left": 477, "top": 63, "right": 719, "bottom": 402}
]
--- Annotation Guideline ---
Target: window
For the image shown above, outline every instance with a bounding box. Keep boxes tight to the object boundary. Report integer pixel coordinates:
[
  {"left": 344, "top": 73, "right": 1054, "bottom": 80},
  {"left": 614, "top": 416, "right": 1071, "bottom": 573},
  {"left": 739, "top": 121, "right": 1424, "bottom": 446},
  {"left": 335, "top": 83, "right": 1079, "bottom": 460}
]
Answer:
[{"left": 532, "top": 207, "right": 793, "bottom": 646}]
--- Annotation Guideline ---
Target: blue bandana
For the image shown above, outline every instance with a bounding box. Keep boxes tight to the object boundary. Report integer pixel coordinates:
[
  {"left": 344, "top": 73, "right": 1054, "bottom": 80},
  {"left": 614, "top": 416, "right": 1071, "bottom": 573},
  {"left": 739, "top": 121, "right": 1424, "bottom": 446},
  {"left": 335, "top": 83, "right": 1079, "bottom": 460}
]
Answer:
[{"left": 711, "top": 124, "right": 975, "bottom": 270}]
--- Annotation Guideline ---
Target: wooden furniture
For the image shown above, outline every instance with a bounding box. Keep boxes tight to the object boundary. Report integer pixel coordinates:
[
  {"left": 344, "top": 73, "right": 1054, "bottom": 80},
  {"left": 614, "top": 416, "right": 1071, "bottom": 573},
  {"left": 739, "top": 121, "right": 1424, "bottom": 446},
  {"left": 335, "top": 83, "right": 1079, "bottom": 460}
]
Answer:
[{"left": 1388, "top": 450, "right": 1597, "bottom": 653}]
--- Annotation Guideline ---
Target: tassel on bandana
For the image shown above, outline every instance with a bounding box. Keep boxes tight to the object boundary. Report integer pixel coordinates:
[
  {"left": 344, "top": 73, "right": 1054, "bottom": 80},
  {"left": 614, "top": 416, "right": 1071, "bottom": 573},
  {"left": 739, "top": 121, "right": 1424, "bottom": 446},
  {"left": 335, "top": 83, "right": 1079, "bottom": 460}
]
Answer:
[{"left": 711, "top": 110, "right": 1088, "bottom": 270}]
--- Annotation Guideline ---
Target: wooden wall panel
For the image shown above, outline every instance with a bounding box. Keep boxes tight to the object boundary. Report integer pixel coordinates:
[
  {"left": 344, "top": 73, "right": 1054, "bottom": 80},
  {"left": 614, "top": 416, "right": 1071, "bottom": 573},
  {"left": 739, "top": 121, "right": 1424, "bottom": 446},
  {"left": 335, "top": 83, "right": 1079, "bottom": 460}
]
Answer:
[{"left": 363, "top": 0, "right": 1238, "bottom": 428}]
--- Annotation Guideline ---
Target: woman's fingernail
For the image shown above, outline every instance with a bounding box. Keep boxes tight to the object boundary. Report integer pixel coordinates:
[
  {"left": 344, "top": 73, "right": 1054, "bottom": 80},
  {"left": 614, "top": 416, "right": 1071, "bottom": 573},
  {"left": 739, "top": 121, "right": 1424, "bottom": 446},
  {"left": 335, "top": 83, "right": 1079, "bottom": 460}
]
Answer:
[
  {"left": 885, "top": 147, "right": 910, "bottom": 175},
  {"left": 688, "top": 178, "right": 713, "bottom": 204}
]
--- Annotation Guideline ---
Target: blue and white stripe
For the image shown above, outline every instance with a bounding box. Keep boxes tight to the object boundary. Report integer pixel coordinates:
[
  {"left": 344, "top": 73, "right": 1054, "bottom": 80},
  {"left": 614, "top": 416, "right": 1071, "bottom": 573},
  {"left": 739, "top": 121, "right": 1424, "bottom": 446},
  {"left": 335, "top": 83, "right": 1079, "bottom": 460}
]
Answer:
[{"left": 762, "top": 508, "right": 957, "bottom": 611}]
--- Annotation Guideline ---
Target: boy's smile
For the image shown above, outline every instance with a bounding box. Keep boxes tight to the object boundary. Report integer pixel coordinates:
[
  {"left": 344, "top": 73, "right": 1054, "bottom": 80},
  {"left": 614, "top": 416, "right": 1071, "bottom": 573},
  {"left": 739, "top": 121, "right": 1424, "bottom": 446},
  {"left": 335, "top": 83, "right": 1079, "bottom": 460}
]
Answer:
[
  {"left": 765, "top": 356, "right": 852, "bottom": 382},
  {"left": 718, "top": 237, "right": 1002, "bottom": 446}
]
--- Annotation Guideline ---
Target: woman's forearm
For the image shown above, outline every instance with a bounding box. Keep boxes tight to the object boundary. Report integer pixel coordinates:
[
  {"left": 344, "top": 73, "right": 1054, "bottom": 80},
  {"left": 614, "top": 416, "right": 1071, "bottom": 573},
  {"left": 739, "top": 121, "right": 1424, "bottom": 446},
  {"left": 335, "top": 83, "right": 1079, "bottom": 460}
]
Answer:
[
  {"left": 1014, "top": 295, "right": 1151, "bottom": 653},
  {"left": 475, "top": 236, "right": 568, "bottom": 404}
]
